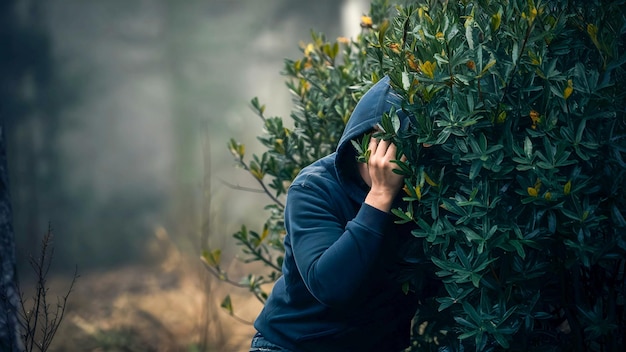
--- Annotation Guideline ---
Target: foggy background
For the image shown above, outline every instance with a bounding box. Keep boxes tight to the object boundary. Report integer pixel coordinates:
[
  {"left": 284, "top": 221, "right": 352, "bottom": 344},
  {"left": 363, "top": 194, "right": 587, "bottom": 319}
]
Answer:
[
  {"left": 7, "top": 0, "right": 368, "bottom": 271},
  {"left": 3, "top": 0, "right": 370, "bottom": 349}
]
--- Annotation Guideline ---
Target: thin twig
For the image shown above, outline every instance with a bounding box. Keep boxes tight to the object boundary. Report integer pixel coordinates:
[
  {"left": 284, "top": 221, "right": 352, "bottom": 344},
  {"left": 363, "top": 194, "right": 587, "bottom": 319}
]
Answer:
[
  {"left": 218, "top": 178, "right": 266, "bottom": 194},
  {"left": 201, "top": 261, "right": 270, "bottom": 305},
  {"left": 227, "top": 312, "right": 254, "bottom": 326},
  {"left": 200, "top": 261, "right": 248, "bottom": 289},
  {"left": 17, "top": 225, "right": 77, "bottom": 352},
  {"left": 236, "top": 158, "right": 285, "bottom": 209},
  {"left": 41, "top": 266, "right": 77, "bottom": 352},
  {"left": 241, "top": 244, "right": 282, "bottom": 273}
]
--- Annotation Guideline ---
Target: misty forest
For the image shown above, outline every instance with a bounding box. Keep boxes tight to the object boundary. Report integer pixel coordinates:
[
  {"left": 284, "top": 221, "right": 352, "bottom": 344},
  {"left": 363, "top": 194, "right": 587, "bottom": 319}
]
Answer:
[{"left": 1, "top": 0, "right": 367, "bottom": 351}]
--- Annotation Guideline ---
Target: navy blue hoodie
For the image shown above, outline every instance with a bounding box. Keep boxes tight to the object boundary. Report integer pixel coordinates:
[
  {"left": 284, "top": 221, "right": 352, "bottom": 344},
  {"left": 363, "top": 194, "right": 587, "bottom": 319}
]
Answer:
[{"left": 253, "top": 76, "right": 430, "bottom": 352}]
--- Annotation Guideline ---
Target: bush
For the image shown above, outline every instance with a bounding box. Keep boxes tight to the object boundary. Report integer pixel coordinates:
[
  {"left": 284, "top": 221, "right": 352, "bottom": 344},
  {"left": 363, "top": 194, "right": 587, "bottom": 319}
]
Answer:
[{"left": 205, "top": 0, "right": 626, "bottom": 350}]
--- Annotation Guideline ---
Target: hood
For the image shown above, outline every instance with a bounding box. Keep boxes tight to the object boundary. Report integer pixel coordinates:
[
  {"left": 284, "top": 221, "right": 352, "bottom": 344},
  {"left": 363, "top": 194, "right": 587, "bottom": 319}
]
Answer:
[
  {"left": 336, "top": 76, "right": 407, "bottom": 153},
  {"left": 335, "top": 76, "right": 410, "bottom": 201}
]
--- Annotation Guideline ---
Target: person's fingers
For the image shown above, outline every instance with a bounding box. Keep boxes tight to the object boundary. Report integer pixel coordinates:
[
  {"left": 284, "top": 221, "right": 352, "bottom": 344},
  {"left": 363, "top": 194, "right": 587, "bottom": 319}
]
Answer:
[
  {"left": 366, "top": 139, "right": 406, "bottom": 196},
  {"left": 368, "top": 136, "right": 379, "bottom": 154},
  {"left": 384, "top": 142, "right": 397, "bottom": 159},
  {"left": 369, "top": 138, "right": 404, "bottom": 166},
  {"left": 374, "top": 139, "right": 391, "bottom": 158}
]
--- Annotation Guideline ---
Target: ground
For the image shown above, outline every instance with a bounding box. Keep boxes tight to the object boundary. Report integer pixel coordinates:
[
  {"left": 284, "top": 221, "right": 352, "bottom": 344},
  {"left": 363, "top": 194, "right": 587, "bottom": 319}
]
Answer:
[{"left": 25, "top": 232, "right": 261, "bottom": 352}]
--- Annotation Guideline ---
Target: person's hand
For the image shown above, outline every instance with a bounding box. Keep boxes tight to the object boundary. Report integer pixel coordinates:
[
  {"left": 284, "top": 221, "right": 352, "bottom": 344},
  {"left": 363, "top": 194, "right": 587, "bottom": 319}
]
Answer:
[{"left": 363, "top": 136, "right": 406, "bottom": 212}]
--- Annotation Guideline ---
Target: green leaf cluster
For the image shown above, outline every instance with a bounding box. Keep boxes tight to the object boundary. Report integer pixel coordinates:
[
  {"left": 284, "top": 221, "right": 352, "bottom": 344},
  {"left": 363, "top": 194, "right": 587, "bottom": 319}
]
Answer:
[
  {"left": 376, "top": 0, "right": 625, "bottom": 350},
  {"left": 214, "top": 0, "right": 626, "bottom": 350}
]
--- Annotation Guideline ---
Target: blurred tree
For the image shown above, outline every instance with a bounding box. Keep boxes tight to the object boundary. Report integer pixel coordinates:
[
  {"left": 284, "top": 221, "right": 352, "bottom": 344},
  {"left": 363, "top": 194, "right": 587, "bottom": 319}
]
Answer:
[
  {"left": 0, "top": 0, "right": 55, "bottom": 349},
  {"left": 0, "top": 0, "right": 60, "bottom": 273},
  {"left": 0, "top": 0, "right": 36, "bottom": 349},
  {"left": 0, "top": 125, "right": 21, "bottom": 352},
  {"left": 276, "top": 0, "right": 344, "bottom": 35}
]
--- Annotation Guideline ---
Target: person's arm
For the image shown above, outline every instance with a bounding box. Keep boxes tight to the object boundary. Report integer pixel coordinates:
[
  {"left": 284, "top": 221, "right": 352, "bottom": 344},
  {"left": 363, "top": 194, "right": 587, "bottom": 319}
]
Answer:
[
  {"left": 286, "top": 186, "right": 391, "bottom": 307},
  {"left": 287, "top": 137, "right": 405, "bottom": 307}
]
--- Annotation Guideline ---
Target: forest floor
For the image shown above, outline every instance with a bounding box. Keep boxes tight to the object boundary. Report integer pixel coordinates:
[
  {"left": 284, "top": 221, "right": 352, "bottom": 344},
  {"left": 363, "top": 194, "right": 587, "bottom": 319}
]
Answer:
[{"left": 25, "top": 230, "right": 261, "bottom": 352}]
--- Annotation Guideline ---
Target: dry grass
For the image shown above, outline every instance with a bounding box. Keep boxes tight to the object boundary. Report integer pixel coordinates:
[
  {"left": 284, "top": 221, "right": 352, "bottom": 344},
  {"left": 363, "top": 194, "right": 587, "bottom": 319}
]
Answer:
[{"left": 43, "top": 230, "right": 261, "bottom": 352}]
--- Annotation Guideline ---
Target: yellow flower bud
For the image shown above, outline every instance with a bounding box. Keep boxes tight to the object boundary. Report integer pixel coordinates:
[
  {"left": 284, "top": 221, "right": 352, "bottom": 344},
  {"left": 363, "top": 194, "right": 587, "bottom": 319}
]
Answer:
[
  {"left": 529, "top": 110, "right": 540, "bottom": 122},
  {"left": 419, "top": 60, "right": 437, "bottom": 79},
  {"left": 530, "top": 110, "right": 541, "bottom": 129},
  {"left": 406, "top": 53, "right": 419, "bottom": 71},
  {"left": 564, "top": 180, "right": 572, "bottom": 195},
  {"left": 424, "top": 172, "right": 438, "bottom": 187},
  {"left": 360, "top": 15, "right": 373, "bottom": 28},
  {"left": 388, "top": 42, "right": 401, "bottom": 54},
  {"left": 529, "top": 7, "right": 538, "bottom": 22},
  {"left": 496, "top": 110, "right": 507, "bottom": 124},
  {"left": 337, "top": 36, "right": 350, "bottom": 45},
  {"left": 304, "top": 43, "right": 315, "bottom": 57},
  {"left": 491, "top": 12, "right": 502, "bottom": 31},
  {"left": 587, "top": 23, "right": 600, "bottom": 49},
  {"left": 564, "top": 79, "right": 574, "bottom": 100}
]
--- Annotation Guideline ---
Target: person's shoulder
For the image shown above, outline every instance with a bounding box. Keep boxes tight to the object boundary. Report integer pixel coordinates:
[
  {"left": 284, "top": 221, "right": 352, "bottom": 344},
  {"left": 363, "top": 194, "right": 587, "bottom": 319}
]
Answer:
[{"left": 291, "top": 153, "right": 338, "bottom": 189}]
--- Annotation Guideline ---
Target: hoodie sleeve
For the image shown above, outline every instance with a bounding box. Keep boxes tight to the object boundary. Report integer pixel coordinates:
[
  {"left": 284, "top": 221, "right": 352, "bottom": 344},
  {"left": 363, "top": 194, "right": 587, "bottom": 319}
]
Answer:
[{"left": 285, "top": 181, "right": 392, "bottom": 307}]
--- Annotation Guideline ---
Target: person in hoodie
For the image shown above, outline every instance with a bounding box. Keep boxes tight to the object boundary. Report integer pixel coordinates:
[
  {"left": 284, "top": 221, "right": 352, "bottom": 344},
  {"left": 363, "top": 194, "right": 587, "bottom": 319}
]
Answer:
[{"left": 250, "top": 76, "right": 436, "bottom": 352}]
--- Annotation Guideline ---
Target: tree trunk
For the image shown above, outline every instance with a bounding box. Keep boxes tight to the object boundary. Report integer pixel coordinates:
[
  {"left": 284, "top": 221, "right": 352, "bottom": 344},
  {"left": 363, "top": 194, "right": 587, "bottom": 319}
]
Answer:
[{"left": 0, "top": 124, "right": 22, "bottom": 351}]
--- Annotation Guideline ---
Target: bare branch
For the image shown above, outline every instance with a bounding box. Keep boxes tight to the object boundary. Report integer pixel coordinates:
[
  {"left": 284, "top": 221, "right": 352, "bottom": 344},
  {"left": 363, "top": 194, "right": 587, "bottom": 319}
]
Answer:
[
  {"left": 200, "top": 260, "right": 248, "bottom": 289},
  {"left": 218, "top": 178, "right": 266, "bottom": 194},
  {"left": 17, "top": 225, "right": 77, "bottom": 352},
  {"left": 226, "top": 312, "right": 254, "bottom": 326}
]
